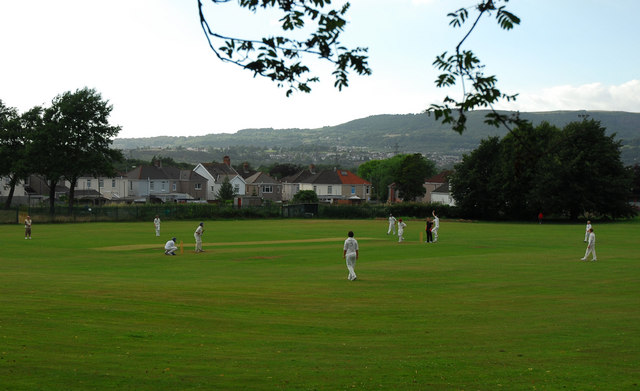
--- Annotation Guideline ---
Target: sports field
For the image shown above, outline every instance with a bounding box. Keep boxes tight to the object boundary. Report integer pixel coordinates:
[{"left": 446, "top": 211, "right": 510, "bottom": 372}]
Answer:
[{"left": 1, "top": 218, "right": 638, "bottom": 390}]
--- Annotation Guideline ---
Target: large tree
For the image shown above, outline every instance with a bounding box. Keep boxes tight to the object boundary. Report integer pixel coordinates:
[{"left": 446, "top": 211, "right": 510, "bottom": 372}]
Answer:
[
  {"left": 450, "top": 137, "right": 504, "bottom": 219},
  {"left": 451, "top": 120, "right": 634, "bottom": 220},
  {"left": 496, "top": 121, "right": 559, "bottom": 219},
  {"left": 357, "top": 154, "right": 405, "bottom": 202},
  {"left": 31, "top": 88, "right": 122, "bottom": 214},
  {"left": 533, "top": 119, "right": 633, "bottom": 219},
  {"left": 53, "top": 88, "right": 122, "bottom": 212},
  {"left": 395, "top": 153, "right": 437, "bottom": 202},
  {"left": 0, "top": 101, "right": 22, "bottom": 208},
  {"left": 30, "top": 110, "right": 64, "bottom": 215}
]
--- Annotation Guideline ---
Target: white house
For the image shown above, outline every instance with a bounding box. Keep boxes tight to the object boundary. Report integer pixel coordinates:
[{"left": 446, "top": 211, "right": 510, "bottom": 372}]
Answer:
[
  {"left": 193, "top": 156, "right": 246, "bottom": 200},
  {"left": 431, "top": 182, "right": 456, "bottom": 206}
]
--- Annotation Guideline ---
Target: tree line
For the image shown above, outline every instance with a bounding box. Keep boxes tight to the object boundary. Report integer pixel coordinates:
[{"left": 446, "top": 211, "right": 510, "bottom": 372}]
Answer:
[
  {"left": 450, "top": 119, "right": 635, "bottom": 220},
  {"left": 0, "top": 88, "right": 122, "bottom": 214}
]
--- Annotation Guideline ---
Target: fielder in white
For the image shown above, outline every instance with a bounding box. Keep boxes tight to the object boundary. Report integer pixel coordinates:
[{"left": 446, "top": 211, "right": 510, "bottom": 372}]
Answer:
[
  {"left": 154, "top": 215, "right": 161, "bottom": 237},
  {"left": 581, "top": 228, "right": 597, "bottom": 261},
  {"left": 194, "top": 222, "right": 204, "bottom": 253},
  {"left": 584, "top": 220, "right": 592, "bottom": 242},
  {"left": 387, "top": 214, "right": 397, "bottom": 235},
  {"left": 397, "top": 219, "right": 407, "bottom": 242},
  {"left": 431, "top": 210, "right": 440, "bottom": 243},
  {"left": 343, "top": 231, "right": 359, "bottom": 281},
  {"left": 164, "top": 237, "right": 178, "bottom": 255}
]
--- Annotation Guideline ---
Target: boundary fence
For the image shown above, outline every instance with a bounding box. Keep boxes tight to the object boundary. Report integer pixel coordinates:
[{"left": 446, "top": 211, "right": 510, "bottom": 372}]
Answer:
[{"left": 1, "top": 202, "right": 459, "bottom": 224}]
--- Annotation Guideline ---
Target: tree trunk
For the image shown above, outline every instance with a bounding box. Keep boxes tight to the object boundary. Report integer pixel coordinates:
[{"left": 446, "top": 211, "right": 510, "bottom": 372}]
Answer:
[
  {"left": 48, "top": 179, "right": 58, "bottom": 216},
  {"left": 68, "top": 177, "right": 77, "bottom": 215},
  {"left": 3, "top": 175, "right": 18, "bottom": 209}
]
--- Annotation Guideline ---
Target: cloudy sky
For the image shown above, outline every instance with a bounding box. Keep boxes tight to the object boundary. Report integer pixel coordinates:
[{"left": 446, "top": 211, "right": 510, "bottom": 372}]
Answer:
[{"left": 1, "top": 0, "right": 638, "bottom": 139}]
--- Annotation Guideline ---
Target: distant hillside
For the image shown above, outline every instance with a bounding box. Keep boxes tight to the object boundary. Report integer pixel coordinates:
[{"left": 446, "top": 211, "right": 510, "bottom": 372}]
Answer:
[{"left": 113, "top": 110, "right": 640, "bottom": 165}]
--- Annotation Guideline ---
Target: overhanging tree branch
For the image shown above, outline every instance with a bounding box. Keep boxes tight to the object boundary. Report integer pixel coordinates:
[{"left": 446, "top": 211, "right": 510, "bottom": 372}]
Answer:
[
  {"left": 428, "top": 0, "right": 524, "bottom": 135},
  {"left": 198, "top": 0, "right": 371, "bottom": 96}
]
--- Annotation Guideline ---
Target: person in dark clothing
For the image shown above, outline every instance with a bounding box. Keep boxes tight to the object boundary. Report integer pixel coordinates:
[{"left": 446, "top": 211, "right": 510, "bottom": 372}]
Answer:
[{"left": 425, "top": 218, "right": 434, "bottom": 243}]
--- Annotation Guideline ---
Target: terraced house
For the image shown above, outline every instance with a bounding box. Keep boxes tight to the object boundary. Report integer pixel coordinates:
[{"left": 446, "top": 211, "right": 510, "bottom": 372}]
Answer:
[{"left": 282, "top": 166, "right": 371, "bottom": 203}]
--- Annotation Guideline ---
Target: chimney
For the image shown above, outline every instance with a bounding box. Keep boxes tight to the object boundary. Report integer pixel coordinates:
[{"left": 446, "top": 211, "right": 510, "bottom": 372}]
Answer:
[
  {"left": 309, "top": 164, "right": 316, "bottom": 174},
  {"left": 243, "top": 162, "right": 249, "bottom": 173},
  {"left": 223, "top": 156, "right": 231, "bottom": 166}
]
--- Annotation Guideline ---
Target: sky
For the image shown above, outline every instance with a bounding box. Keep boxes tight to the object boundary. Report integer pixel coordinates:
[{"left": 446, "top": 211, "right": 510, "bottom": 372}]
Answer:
[{"left": 1, "top": 0, "right": 639, "bottom": 139}]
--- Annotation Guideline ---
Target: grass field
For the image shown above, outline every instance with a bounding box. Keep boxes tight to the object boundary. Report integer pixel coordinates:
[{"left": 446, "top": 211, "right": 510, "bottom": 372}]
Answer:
[{"left": 0, "top": 218, "right": 638, "bottom": 390}]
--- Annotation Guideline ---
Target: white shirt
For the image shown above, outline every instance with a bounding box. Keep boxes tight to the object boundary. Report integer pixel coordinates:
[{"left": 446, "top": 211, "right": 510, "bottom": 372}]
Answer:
[
  {"left": 343, "top": 237, "right": 359, "bottom": 255},
  {"left": 165, "top": 240, "right": 176, "bottom": 250},
  {"left": 588, "top": 232, "right": 596, "bottom": 247},
  {"left": 195, "top": 225, "right": 203, "bottom": 237},
  {"left": 585, "top": 223, "right": 591, "bottom": 232},
  {"left": 388, "top": 216, "right": 396, "bottom": 224},
  {"left": 398, "top": 222, "right": 406, "bottom": 232},
  {"left": 433, "top": 217, "right": 439, "bottom": 229},
  {"left": 154, "top": 218, "right": 161, "bottom": 228}
]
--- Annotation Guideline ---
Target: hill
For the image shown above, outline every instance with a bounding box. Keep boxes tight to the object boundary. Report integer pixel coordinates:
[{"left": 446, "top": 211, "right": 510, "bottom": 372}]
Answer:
[{"left": 113, "top": 110, "right": 640, "bottom": 166}]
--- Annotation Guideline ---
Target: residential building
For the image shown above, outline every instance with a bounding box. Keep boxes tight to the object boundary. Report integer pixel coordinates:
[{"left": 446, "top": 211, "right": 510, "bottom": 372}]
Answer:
[
  {"left": 431, "top": 182, "right": 456, "bottom": 206},
  {"left": 282, "top": 166, "right": 371, "bottom": 203},
  {"left": 73, "top": 175, "right": 129, "bottom": 202},
  {"left": 244, "top": 171, "right": 283, "bottom": 202},
  {"left": 127, "top": 161, "right": 207, "bottom": 202},
  {"left": 193, "top": 156, "right": 246, "bottom": 201},
  {"left": 422, "top": 171, "right": 453, "bottom": 203},
  {"left": 0, "top": 176, "right": 43, "bottom": 206},
  {"left": 281, "top": 166, "right": 316, "bottom": 201}
]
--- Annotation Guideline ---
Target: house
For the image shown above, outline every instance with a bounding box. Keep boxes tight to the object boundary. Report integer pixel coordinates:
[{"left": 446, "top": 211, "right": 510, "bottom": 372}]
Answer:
[
  {"left": 193, "top": 156, "right": 246, "bottom": 201},
  {"left": 422, "top": 171, "right": 453, "bottom": 203},
  {"left": 281, "top": 166, "right": 316, "bottom": 202},
  {"left": 72, "top": 174, "right": 130, "bottom": 202},
  {"left": 283, "top": 166, "right": 371, "bottom": 203},
  {"left": 25, "top": 175, "right": 69, "bottom": 203},
  {"left": 0, "top": 176, "right": 43, "bottom": 206},
  {"left": 387, "top": 170, "right": 455, "bottom": 204},
  {"left": 244, "top": 171, "right": 282, "bottom": 202},
  {"left": 431, "top": 182, "right": 456, "bottom": 206},
  {"left": 127, "top": 161, "right": 207, "bottom": 202}
]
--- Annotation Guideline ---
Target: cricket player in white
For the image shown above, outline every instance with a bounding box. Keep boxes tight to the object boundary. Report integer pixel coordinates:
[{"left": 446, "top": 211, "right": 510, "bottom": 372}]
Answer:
[
  {"left": 431, "top": 210, "right": 440, "bottom": 243},
  {"left": 584, "top": 220, "right": 591, "bottom": 242},
  {"left": 154, "top": 215, "right": 161, "bottom": 237},
  {"left": 165, "top": 237, "right": 178, "bottom": 255},
  {"left": 343, "top": 231, "right": 359, "bottom": 281},
  {"left": 387, "top": 214, "right": 397, "bottom": 235},
  {"left": 581, "top": 228, "right": 597, "bottom": 261},
  {"left": 397, "top": 219, "right": 406, "bottom": 242},
  {"left": 194, "top": 222, "right": 204, "bottom": 252}
]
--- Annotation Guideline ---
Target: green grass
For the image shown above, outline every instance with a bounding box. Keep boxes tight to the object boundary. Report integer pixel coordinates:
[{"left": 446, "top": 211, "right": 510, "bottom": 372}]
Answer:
[{"left": 0, "top": 218, "right": 638, "bottom": 390}]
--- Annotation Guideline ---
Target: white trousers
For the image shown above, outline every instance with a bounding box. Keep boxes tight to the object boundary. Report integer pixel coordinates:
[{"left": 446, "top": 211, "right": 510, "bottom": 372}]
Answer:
[
  {"left": 432, "top": 227, "right": 438, "bottom": 241},
  {"left": 583, "top": 246, "right": 596, "bottom": 260},
  {"left": 388, "top": 223, "right": 395, "bottom": 235},
  {"left": 345, "top": 253, "right": 357, "bottom": 280}
]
